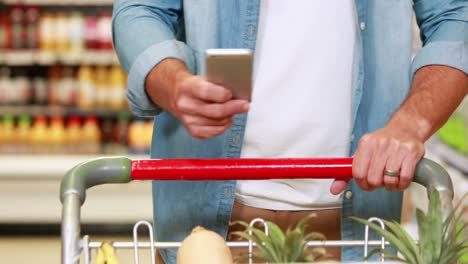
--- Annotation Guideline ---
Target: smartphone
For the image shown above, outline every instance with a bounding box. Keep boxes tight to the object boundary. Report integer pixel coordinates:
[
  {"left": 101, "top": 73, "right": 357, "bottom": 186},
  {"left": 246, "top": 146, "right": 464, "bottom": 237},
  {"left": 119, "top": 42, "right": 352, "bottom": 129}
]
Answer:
[{"left": 205, "top": 49, "right": 253, "bottom": 101}]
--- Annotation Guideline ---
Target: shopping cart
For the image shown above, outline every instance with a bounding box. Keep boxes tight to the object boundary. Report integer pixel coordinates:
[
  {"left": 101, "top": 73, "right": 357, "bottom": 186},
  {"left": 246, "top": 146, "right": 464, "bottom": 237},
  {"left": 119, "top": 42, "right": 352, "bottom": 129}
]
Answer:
[{"left": 60, "top": 157, "right": 454, "bottom": 264}]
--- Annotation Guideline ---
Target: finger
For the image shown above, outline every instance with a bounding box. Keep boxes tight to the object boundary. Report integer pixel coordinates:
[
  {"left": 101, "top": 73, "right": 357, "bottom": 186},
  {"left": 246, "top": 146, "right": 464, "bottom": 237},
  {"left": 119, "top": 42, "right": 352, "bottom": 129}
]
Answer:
[
  {"left": 330, "top": 180, "right": 349, "bottom": 195},
  {"left": 367, "top": 138, "right": 391, "bottom": 188},
  {"left": 352, "top": 135, "right": 374, "bottom": 191},
  {"left": 197, "top": 99, "right": 250, "bottom": 119},
  {"left": 187, "top": 123, "right": 232, "bottom": 140},
  {"left": 398, "top": 146, "right": 423, "bottom": 190},
  {"left": 182, "top": 114, "right": 232, "bottom": 127},
  {"left": 383, "top": 140, "right": 403, "bottom": 190},
  {"left": 191, "top": 80, "right": 232, "bottom": 103}
]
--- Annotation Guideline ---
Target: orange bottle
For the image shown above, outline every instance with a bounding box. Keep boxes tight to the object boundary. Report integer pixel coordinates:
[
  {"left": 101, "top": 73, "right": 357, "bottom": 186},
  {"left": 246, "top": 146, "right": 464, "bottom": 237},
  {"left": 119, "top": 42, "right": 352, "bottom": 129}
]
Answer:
[
  {"left": 66, "top": 116, "right": 81, "bottom": 154},
  {"left": 30, "top": 116, "right": 49, "bottom": 154},
  {"left": 49, "top": 116, "right": 66, "bottom": 154},
  {"left": 76, "top": 65, "right": 96, "bottom": 110},
  {"left": 16, "top": 115, "right": 32, "bottom": 154},
  {"left": 109, "top": 65, "right": 126, "bottom": 110},
  {"left": 81, "top": 116, "right": 101, "bottom": 154}
]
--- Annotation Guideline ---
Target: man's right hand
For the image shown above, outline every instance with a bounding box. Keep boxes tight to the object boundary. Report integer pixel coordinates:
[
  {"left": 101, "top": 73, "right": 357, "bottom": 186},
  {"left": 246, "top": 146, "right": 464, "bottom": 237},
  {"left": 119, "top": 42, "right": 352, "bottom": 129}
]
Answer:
[{"left": 145, "top": 58, "right": 250, "bottom": 139}]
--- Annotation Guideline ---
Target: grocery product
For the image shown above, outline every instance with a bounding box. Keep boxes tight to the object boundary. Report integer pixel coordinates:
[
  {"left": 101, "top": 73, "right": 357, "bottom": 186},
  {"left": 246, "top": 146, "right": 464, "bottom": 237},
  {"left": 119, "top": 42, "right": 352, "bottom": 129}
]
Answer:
[
  {"left": 177, "top": 226, "right": 233, "bottom": 264},
  {"left": 30, "top": 115, "right": 48, "bottom": 154},
  {"left": 81, "top": 116, "right": 101, "bottom": 154}
]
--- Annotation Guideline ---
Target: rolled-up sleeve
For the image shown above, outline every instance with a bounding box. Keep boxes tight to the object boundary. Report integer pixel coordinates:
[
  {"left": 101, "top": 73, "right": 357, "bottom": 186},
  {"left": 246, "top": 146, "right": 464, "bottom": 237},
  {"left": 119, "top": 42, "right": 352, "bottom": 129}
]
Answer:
[
  {"left": 412, "top": 0, "right": 468, "bottom": 78},
  {"left": 112, "top": 0, "right": 196, "bottom": 116}
]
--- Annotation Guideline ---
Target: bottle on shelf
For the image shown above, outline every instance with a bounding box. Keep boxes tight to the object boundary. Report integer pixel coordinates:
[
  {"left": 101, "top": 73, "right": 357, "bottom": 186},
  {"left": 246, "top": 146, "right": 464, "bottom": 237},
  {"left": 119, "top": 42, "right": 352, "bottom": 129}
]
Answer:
[
  {"left": 94, "top": 65, "right": 109, "bottom": 108},
  {"left": 48, "top": 116, "right": 66, "bottom": 154},
  {"left": 84, "top": 15, "right": 98, "bottom": 50},
  {"left": 0, "top": 115, "right": 16, "bottom": 154},
  {"left": 68, "top": 12, "right": 85, "bottom": 55},
  {"left": 111, "top": 111, "right": 130, "bottom": 154},
  {"left": 10, "top": 4, "right": 25, "bottom": 49},
  {"left": 97, "top": 12, "right": 112, "bottom": 50},
  {"left": 55, "top": 13, "right": 69, "bottom": 53},
  {"left": 76, "top": 65, "right": 96, "bottom": 110},
  {"left": 66, "top": 116, "right": 82, "bottom": 154},
  {"left": 109, "top": 65, "right": 126, "bottom": 110},
  {"left": 13, "top": 68, "right": 32, "bottom": 105},
  {"left": 81, "top": 116, "right": 101, "bottom": 154},
  {"left": 0, "top": 11, "right": 12, "bottom": 49},
  {"left": 0, "top": 67, "right": 12, "bottom": 105},
  {"left": 39, "top": 12, "right": 55, "bottom": 51},
  {"left": 16, "top": 114, "right": 32, "bottom": 154},
  {"left": 128, "top": 118, "right": 152, "bottom": 154},
  {"left": 59, "top": 67, "right": 76, "bottom": 106},
  {"left": 25, "top": 5, "right": 40, "bottom": 49},
  {"left": 47, "top": 65, "right": 62, "bottom": 106},
  {"left": 30, "top": 115, "right": 48, "bottom": 154},
  {"left": 31, "top": 67, "right": 47, "bottom": 105}
]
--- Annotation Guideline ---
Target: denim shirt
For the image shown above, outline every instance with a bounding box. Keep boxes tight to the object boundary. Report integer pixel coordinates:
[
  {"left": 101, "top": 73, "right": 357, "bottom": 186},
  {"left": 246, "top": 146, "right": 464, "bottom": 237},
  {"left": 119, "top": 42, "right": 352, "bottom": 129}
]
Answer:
[{"left": 112, "top": 1, "right": 467, "bottom": 262}]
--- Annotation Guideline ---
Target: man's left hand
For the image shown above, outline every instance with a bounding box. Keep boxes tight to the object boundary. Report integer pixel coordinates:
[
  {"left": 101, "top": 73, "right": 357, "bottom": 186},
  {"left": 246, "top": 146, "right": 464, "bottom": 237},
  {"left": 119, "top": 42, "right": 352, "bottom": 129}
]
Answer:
[{"left": 330, "top": 124, "right": 425, "bottom": 194}]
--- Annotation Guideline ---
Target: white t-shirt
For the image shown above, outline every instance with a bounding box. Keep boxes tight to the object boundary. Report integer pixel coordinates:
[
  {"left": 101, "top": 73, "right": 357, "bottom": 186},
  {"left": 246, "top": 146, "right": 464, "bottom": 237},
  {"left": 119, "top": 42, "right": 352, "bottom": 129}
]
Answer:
[{"left": 236, "top": 0, "right": 357, "bottom": 210}]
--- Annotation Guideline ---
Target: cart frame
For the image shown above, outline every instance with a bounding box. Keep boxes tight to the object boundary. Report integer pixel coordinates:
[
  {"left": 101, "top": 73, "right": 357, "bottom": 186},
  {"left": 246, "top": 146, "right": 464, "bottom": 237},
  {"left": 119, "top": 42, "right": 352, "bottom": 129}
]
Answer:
[{"left": 60, "top": 157, "right": 454, "bottom": 264}]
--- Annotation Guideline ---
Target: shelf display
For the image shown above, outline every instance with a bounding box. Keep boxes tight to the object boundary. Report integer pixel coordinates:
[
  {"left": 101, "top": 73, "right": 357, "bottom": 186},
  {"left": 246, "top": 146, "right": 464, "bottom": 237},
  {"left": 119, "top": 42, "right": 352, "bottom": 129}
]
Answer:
[{"left": 0, "top": 1, "right": 153, "bottom": 157}]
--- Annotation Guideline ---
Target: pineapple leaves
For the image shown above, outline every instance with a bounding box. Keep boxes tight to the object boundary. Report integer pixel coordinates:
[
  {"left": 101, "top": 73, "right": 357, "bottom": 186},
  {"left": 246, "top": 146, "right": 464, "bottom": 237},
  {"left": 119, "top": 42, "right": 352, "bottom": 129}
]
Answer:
[
  {"left": 350, "top": 216, "right": 418, "bottom": 264},
  {"left": 351, "top": 188, "right": 467, "bottom": 264},
  {"left": 231, "top": 214, "right": 327, "bottom": 263}
]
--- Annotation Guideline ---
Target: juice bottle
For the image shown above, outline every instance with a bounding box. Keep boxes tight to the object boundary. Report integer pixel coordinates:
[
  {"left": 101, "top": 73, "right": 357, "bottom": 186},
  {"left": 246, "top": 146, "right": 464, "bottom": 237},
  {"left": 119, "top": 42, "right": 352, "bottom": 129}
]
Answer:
[
  {"left": 81, "top": 116, "right": 101, "bottom": 154},
  {"left": 10, "top": 4, "right": 25, "bottom": 49},
  {"left": 111, "top": 111, "right": 130, "bottom": 153},
  {"left": 59, "top": 67, "right": 76, "bottom": 106},
  {"left": 76, "top": 65, "right": 95, "bottom": 110},
  {"left": 68, "top": 12, "right": 84, "bottom": 55},
  {"left": 30, "top": 115, "right": 48, "bottom": 154},
  {"left": 94, "top": 66, "right": 108, "bottom": 108},
  {"left": 66, "top": 116, "right": 81, "bottom": 154},
  {"left": 49, "top": 116, "right": 66, "bottom": 154},
  {"left": 55, "top": 13, "right": 69, "bottom": 52},
  {"left": 47, "top": 66, "right": 62, "bottom": 106},
  {"left": 128, "top": 118, "right": 148, "bottom": 154},
  {"left": 16, "top": 115, "right": 32, "bottom": 154},
  {"left": 39, "top": 13, "right": 55, "bottom": 51},
  {"left": 25, "top": 6, "right": 40, "bottom": 49},
  {"left": 109, "top": 66, "right": 126, "bottom": 110},
  {"left": 1, "top": 115, "right": 15, "bottom": 154}
]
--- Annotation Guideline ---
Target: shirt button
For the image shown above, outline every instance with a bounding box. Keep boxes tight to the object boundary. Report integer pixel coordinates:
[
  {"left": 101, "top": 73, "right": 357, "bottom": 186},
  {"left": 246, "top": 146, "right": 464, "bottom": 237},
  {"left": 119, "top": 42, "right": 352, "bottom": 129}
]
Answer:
[
  {"left": 233, "top": 133, "right": 241, "bottom": 145},
  {"left": 345, "top": 191, "right": 353, "bottom": 199},
  {"left": 226, "top": 187, "right": 233, "bottom": 197},
  {"left": 350, "top": 134, "right": 355, "bottom": 142},
  {"left": 360, "top": 22, "right": 366, "bottom": 30},
  {"left": 248, "top": 24, "right": 255, "bottom": 38}
]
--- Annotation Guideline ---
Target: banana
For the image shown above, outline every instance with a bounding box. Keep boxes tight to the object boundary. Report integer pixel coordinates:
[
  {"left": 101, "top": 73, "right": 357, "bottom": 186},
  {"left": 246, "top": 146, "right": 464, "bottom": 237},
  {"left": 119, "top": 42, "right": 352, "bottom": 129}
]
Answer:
[
  {"left": 101, "top": 242, "right": 122, "bottom": 264},
  {"left": 95, "top": 246, "right": 106, "bottom": 264}
]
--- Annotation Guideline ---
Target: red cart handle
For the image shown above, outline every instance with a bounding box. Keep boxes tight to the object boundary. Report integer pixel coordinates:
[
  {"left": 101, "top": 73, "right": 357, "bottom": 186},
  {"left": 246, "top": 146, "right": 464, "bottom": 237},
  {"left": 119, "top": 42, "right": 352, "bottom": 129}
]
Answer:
[{"left": 131, "top": 158, "right": 353, "bottom": 181}]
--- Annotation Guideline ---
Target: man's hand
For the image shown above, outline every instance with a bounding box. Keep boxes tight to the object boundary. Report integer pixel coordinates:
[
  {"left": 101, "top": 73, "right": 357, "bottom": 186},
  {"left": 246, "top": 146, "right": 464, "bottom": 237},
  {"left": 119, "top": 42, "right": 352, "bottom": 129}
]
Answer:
[
  {"left": 330, "top": 65, "right": 468, "bottom": 195},
  {"left": 145, "top": 59, "right": 250, "bottom": 139}
]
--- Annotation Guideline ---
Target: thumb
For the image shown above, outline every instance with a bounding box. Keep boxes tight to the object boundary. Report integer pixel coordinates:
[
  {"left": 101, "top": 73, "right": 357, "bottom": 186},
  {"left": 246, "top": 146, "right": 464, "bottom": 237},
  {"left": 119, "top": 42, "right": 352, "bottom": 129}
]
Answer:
[{"left": 330, "top": 180, "right": 349, "bottom": 195}]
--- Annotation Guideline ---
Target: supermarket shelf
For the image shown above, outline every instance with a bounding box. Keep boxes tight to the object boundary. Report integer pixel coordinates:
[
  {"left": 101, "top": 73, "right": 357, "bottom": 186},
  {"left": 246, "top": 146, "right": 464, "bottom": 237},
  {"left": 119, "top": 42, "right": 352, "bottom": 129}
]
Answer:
[
  {"left": 0, "top": 105, "right": 131, "bottom": 118},
  {"left": 0, "top": 50, "right": 119, "bottom": 66},
  {"left": 0, "top": 154, "right": 147, "bottom": 180},
  {"left": 1, "top": 0, "right": 113, "bottom": 6},
  {"left": 426, "top": 137, "right": 468, "bottom": 174}
]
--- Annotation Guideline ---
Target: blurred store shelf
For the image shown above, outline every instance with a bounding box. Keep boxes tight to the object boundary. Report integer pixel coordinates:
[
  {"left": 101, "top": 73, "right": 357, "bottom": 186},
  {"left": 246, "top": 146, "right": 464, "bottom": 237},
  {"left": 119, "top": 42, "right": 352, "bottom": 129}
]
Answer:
[
  {"left": 0, "top": 50, "right": 119, "bottom": 66},
  {"left": 426, "top": 137, "right": 468, "bottom": 174},
  {"left": 1, "top": 0, "right": 113, "bottom": 6},
  {"left": 0, "top": 105, "right": 131, "bottom": 118},
  {"left": 0, "top": 154, "right": 153, "bottom": 224}
]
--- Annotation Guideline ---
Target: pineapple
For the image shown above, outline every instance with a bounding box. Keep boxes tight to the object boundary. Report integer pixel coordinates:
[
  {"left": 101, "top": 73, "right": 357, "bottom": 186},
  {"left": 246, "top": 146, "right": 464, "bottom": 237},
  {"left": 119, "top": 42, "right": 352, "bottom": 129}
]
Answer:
[
  {"left": 231, "top": 214, "right": 329, "bottom": 263},
  {"left": 351, "top": 189, "right": 467, "bottom": 263}
]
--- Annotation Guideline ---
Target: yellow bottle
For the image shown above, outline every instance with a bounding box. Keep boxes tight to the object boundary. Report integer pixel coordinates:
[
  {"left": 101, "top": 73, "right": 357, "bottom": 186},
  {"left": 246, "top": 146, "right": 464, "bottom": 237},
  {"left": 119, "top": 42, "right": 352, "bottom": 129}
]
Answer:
[
  {"left": 66, "top": 116, "right": 82, "bottom": 154},
  {"left": 81, "top": 116, "right": 101, "bottom": 154},
  {"left": 30, "top": 116, "right": 49, "bottom": 154},
  {"left": 49, "top": 116, "right": 66, "bottom": 154},
  {"left": 16, "top": 115, "right": 32, "bottom": 154},
  {"left": 109, "top": 66, "right": 126, "bottom": 110},
  {"left": 77, "top": 65, "right": 96, "bottom": 110},
  {"left": 1, "top": 115, "right": 15, "bottom": 154}
]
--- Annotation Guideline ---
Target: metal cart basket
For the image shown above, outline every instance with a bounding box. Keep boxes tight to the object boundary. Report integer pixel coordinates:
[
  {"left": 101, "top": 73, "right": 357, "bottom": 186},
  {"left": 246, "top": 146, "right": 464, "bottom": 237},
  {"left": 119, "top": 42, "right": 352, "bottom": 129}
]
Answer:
[{"left": 60, "top": 157, "right": 454, "bottom": 264}]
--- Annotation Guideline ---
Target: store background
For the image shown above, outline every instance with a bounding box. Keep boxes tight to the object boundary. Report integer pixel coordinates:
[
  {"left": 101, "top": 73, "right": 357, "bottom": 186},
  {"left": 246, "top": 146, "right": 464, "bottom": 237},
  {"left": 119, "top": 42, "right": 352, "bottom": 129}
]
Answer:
[{"left": 0, "top": 1, "right": 466, "bottom": 263}]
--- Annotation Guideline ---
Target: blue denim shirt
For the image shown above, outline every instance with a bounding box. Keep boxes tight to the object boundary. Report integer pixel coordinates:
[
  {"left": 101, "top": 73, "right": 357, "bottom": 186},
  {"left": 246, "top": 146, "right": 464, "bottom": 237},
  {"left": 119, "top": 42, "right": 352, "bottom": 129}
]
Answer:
[{"left": 112, "top": 1, "right": 467, "bottom": 262}]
